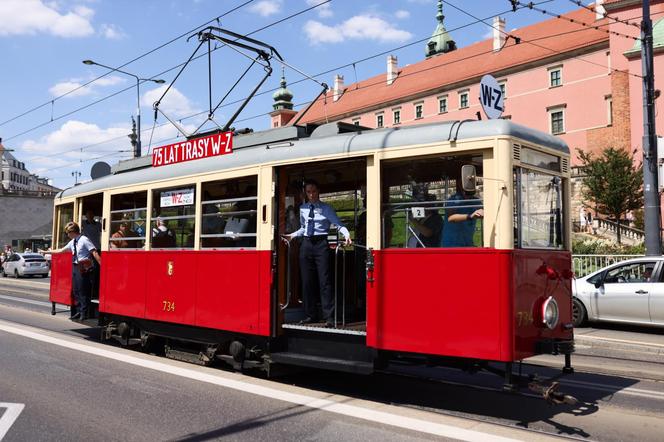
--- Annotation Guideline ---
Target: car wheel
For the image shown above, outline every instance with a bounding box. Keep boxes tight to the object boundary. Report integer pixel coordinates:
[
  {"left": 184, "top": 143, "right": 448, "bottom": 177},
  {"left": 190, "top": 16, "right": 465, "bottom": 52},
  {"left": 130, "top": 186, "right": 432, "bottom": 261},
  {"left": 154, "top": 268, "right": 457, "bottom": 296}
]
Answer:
[{"left": 572, "top": 298, "right": 587, "bottom": 328}]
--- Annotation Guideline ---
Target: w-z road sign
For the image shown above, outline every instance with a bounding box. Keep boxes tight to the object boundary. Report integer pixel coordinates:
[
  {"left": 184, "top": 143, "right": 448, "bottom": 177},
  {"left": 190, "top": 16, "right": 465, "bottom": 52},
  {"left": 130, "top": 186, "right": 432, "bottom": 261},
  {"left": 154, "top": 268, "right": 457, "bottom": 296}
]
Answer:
[{"left": 479, "top": 74, "right": 504, "bottom": 119}]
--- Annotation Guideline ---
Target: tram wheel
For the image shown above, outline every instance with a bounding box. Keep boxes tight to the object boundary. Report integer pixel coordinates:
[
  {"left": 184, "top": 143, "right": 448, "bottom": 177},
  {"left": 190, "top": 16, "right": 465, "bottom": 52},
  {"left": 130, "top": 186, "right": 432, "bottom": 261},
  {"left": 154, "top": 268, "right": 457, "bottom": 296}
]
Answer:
[{"left": 572, "top": 298, "right": 587, "bottom": 327}]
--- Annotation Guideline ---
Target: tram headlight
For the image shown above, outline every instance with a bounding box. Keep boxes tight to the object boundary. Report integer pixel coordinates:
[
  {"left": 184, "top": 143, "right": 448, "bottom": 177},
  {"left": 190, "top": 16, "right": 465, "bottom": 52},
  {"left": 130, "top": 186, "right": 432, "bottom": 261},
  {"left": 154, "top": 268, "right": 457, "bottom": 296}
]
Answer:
[{"left": 542, "top": 296, "right": 559, "bottom": 330}]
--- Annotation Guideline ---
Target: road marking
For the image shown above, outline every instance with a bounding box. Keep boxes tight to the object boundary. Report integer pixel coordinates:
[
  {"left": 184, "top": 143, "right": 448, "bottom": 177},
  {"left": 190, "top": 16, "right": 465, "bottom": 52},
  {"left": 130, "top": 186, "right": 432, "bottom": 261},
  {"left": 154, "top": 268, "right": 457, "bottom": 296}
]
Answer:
[
  {"left": 0, "top": 321, "right": 526, "bottom": 442},
  {"left": 0, "top": 295, "right": 54, "bottom": 308},
  {"left": 578, "top": 335, "right": 664, "bottom": 349},
  {"left": 0, "top": 403, "right": 25, "bottom": 440},
  {"left": 0, "top": 279, "right": 50, "bottom": 289},
  {"left": 561, "top": 379, "right": 664, "bottom": 400}
]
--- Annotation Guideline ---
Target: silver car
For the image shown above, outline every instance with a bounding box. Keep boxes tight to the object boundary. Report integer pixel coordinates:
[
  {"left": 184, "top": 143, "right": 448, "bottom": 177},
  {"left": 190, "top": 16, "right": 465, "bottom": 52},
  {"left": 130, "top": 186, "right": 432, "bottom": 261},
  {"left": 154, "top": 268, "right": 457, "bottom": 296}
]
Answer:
[
  {"left": 1, "top": 253, "right": 50, "bottom": 278},
  {"left": 573, "top": 257, "right": 664, "bottom": 328}
]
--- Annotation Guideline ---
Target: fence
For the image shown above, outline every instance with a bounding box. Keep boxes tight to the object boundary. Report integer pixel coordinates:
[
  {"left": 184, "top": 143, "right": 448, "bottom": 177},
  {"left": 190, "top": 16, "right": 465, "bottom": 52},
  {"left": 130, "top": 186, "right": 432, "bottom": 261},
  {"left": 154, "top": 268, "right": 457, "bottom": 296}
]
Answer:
[{"left": 572, "top": 254, "right": 643, "bottom": 278}]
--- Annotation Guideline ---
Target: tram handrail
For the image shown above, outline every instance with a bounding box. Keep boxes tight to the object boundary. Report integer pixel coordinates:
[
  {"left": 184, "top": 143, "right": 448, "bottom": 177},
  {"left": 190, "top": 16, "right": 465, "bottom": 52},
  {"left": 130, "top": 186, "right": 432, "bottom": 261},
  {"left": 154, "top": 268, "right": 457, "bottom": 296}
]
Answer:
[
  {"left": 334, "top": 244, "right": 347, "bottom": 327},
  {"left": 280, "top": 237, "right": 292, "bottom": 311}
]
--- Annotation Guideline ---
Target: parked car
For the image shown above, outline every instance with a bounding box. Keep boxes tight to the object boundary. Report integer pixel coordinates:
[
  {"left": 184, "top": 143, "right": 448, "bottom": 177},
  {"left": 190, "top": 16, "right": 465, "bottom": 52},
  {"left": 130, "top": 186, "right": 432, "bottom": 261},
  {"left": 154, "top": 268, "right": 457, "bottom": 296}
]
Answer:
[
  {"left": 1, "top": 253, "right": 50, "bottom": 278},
  {"left": 573, "top": 257, "right": 664, "bottom": 328}
]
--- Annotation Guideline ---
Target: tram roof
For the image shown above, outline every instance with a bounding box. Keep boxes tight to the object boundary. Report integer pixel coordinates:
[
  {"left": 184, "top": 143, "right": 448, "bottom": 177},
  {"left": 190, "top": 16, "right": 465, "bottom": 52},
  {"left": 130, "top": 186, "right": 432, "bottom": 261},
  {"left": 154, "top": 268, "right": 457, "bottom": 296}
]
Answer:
[{"left": 56, "top": 119, "right": 568, "bottom": 199}]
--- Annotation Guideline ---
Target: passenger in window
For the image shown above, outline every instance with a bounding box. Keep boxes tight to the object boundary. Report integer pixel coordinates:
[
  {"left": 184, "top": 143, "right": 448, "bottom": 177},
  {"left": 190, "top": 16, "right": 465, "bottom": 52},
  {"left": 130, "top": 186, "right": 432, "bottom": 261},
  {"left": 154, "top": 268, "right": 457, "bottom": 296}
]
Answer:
[
  {"left": 82, "top": 209, "right": 101, "bottom": 250},
  {"left": 441, "top": 180, "right": 484, "bottom": 247},
  {"left": 409, "top": 193, "right": 442, "bottom": 248},
  {"left": 110, "top": 222, "right": 131, "bottom": 249},
  {"left": 284, "top": 179, "right": 352, "bottom": 328},
  {"left": 57, "top": 221, "right": 101, "bottom": 320},
  {"left": 152, "top": 218, "right": 176, "bottom": 248}
]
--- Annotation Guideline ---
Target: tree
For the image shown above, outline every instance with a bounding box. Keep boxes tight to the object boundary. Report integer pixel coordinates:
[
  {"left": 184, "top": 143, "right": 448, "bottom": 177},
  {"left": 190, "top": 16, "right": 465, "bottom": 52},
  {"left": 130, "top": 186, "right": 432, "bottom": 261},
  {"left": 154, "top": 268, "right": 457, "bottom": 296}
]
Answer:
[{"left": 578, "top": 147, "right": 643, "bottom": 244}]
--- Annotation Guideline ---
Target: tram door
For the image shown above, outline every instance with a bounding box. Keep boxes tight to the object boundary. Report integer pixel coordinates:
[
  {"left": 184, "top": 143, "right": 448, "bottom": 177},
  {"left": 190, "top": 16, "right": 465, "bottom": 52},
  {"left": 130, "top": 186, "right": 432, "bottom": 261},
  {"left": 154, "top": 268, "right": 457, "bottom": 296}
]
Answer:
[
  {"left": 79, "top": 193, "right": 103, "bottom": 313},
  {"left": 275, "top": 158, "right": 367, "bottom": 329}
]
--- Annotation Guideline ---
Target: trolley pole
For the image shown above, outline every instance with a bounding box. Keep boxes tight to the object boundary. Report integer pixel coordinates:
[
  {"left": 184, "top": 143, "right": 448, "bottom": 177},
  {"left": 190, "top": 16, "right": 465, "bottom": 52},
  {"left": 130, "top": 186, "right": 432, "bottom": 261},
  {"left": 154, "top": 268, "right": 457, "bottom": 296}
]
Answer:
[{"left": 641, "top": 0, "right": 662, "bottom": 255}]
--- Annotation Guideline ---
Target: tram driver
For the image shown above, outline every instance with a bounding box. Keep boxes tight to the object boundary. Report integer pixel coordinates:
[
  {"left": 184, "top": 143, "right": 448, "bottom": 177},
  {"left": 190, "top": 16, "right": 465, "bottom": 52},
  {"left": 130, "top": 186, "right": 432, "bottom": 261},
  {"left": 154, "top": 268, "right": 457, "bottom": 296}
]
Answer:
[{"left": 284, "top": 179, "right": 352, "bottom": 328}]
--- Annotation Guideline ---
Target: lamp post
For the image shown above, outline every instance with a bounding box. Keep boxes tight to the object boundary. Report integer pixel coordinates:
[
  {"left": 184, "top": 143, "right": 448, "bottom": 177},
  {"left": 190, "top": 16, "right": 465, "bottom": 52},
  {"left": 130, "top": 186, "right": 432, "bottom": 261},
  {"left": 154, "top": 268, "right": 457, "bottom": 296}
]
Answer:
[
  {"left": 72, "top": 171, "right": 81, "bottom": 185},
  {"left": 82, "top": 60, "right": 165, "bottom": 158}
]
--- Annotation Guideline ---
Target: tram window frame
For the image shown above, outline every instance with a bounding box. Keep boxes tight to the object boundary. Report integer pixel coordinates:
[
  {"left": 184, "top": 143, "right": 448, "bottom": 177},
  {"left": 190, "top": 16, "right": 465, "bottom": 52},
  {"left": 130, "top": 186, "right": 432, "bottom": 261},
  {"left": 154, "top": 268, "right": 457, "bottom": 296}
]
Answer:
[
  {"left": 109, "top": 191, "right": 148, "bottom": 250},
  {"left": 200, "top": 176, "right": 258, "bottom": 250},
  {"left": 151, "top": 185, "right": 196, "bottom": 250},
  {"left": 514, "top": 167, "right": 565, "bottom": 250},
  {"left": 55, "top": 203, "right": 74, "bottom": 249},
  {"left": 380, "top": 154, "right": 484, "bottom": 249}
]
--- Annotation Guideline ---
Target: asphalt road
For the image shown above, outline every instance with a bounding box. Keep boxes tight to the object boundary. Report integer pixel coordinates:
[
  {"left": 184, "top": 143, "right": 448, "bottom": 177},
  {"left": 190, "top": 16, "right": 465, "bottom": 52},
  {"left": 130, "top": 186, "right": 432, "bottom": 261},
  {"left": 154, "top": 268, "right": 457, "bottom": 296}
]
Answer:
[{"left": 1, "top": 277, "right": 664, "bottom": 441}]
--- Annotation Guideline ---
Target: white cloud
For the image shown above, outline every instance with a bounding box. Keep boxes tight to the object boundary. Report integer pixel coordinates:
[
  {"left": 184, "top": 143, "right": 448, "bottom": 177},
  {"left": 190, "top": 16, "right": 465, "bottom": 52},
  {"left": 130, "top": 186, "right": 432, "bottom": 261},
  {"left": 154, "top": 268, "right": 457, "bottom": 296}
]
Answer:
[
  {"left": 142, "top": 85, "right": 199, "bottom": 120},
  {"left": 20, "top": 118, "right": 199, "bottom": 181},
  {"left": 0, "top": 0, "right": 95, "bottom": 37},
  {"left": 395, "top": 10, "right": 410, "bottom": 20},
  {"left": 306, "top": 0, "right": 333, "bottom": 18},
  {"left": 304, "top": 15, "right": 413, "bottom": 45},
  {"left": 48, "top": 76, "right": 126, "bottom": 98},
  {"left": 249, "top": 0, "right": 281, "bottom": 17},
  {"left": 99, "top": 23, "right": 126, "bottom": 40}
]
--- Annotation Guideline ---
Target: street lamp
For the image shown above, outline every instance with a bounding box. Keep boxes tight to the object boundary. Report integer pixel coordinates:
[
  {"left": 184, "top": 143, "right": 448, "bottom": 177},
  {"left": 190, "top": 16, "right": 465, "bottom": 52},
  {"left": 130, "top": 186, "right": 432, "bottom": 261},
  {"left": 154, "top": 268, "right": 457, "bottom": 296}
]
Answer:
[
  {"left": 82, "top": 60, "right": 165, "bottom": 158},
  {"left": 72, "top": 171, "right": 81, "bottom": 185}
]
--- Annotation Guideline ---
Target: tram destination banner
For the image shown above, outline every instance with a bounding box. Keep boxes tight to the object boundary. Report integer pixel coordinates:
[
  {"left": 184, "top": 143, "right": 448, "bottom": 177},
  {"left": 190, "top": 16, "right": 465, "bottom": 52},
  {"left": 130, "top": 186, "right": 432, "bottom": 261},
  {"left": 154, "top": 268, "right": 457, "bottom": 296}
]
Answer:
[{"left": 152, "top": 131, "right": 233, "bottom": 167}]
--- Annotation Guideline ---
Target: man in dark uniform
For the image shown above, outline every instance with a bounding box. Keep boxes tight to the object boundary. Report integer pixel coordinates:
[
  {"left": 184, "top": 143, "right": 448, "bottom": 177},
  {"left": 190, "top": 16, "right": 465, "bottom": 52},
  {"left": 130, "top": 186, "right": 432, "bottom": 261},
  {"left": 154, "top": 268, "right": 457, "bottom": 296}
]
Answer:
[{"left": 285, "top": 180, "right": 352, "bottom": 327}]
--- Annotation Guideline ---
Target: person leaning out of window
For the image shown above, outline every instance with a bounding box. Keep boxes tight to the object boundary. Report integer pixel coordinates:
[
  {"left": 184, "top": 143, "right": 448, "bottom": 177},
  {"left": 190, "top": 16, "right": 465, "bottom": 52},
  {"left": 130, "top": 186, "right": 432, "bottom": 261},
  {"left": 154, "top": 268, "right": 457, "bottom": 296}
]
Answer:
[{"left": 56, "top": 221, "right": 101, "bottom": 320}]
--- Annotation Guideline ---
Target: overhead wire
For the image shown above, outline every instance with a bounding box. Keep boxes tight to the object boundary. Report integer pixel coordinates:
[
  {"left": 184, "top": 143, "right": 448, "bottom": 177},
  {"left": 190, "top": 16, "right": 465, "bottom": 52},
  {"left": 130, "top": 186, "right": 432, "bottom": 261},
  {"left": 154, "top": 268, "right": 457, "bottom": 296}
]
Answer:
[
  {"left": 1, "top": 0, "right": 333, "bottom": 144},
  {"left": 566, "top": 0, "right": 641, "bottom": 28},
  {"left": 13, "top": 0, "right": 631, "bottom": 171},
  {"left": 0, "top": 0, "right": 256, "bottom": 129}
]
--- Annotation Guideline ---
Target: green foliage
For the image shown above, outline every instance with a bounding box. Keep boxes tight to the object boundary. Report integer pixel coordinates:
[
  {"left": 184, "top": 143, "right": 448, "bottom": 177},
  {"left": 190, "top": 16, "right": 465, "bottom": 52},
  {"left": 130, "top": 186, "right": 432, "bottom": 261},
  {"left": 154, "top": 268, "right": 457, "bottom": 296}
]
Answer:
[
  {"left": 577, "top": 147, "right": 643, "bottom": 243},
  {"left": 572, "top": 237, "right": 645, "bottom": 255}
]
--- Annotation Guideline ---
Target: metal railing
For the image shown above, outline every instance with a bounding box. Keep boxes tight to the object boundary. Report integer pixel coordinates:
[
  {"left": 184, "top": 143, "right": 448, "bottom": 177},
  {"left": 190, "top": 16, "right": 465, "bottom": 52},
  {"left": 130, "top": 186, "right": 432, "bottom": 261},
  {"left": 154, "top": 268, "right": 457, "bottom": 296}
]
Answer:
[{"left": 572, "top": 254, "right": 644, "bottom": 278}]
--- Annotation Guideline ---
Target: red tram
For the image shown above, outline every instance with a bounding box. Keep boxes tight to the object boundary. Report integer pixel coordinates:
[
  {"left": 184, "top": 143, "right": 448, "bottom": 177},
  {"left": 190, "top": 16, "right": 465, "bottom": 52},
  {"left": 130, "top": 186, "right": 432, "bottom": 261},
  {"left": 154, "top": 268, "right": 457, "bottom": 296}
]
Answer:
[{"left": 50, "top": 119, "right": 575, "bottom": 400}]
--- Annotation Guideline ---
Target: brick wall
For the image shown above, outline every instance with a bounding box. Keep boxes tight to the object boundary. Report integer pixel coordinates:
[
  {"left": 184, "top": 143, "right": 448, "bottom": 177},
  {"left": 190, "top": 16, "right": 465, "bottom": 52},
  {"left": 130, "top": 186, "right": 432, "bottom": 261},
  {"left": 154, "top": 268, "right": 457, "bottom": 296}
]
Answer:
[{"left": 586, "top": 70, "right": 632, "bottom": 155}]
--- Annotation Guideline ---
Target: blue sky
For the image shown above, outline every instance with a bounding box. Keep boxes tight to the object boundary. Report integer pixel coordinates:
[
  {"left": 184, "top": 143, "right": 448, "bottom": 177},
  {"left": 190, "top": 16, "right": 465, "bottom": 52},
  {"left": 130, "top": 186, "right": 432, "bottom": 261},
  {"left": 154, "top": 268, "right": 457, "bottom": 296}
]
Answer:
[{"left": 0, "top": 0, "right": 587, "bottom": 188}]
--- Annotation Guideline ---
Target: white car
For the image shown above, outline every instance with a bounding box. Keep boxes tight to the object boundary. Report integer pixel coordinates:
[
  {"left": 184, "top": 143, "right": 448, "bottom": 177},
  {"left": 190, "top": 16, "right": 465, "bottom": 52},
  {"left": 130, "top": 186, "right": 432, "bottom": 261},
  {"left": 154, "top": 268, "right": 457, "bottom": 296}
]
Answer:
[
  {"left": 1, "top": 253, "right": 50, "bottom": 278},
  {"left": 573, "top": 257, "right": 664, "bottom": 328}
]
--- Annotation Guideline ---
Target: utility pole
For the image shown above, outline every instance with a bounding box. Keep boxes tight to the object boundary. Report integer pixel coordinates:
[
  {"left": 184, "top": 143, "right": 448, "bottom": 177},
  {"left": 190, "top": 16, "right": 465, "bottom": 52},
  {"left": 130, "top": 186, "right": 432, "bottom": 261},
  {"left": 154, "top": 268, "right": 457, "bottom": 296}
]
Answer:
[{"left": 641, "top": 0, "right": 662, "bottom": 255}]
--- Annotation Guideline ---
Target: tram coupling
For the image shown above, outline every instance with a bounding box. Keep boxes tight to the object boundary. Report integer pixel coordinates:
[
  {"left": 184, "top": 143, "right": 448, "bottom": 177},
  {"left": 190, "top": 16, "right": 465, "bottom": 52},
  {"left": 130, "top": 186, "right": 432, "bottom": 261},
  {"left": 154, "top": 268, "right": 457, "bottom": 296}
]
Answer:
[{"left": 527, "top": 379, "right": 578, "bottom": 405}]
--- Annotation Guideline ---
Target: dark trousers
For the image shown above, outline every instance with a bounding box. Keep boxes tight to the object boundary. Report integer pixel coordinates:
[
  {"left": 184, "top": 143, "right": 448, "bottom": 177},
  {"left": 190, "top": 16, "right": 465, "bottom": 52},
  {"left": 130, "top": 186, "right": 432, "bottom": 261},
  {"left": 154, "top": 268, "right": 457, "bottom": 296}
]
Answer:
[
  {"left": 72, "top": 266, "right": 92, "bottom": 318},
  {"left": 299, "top": 237, "right": 334, "bottom": 321}
]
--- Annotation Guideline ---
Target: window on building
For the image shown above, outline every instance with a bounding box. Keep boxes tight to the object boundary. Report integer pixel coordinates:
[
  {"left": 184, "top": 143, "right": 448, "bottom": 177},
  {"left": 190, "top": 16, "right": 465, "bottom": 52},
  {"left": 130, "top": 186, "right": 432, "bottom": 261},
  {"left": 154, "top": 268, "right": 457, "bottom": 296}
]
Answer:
[
  {"left": 393, "top": 109, "right": 401, "bottom": 124},
  {"left": 376, "top": 114, "right": 384, "bottom": 128},
  {"left": 549, "top": 107, "right": 565, "bottom": 134},
  {"left": 459, "top": 91, "right": 469, "bottom": 109},
  {"left": 414, "top": 104, "right": 423, "bottom": 119},
  {"left": 606, "top": 95, "right": 613, "bottom": 126},
  {"left": 352, "top": 118, "right": 360, "bottom": 126},
  {"left": 499, "top": 81, "right": 507, "bottom": 98},
  {"left": 438, "top": 96, "right": 448, "bottom": 113},
  {"left": 549, "top": 67, "right": 562, "bottom": 87}
]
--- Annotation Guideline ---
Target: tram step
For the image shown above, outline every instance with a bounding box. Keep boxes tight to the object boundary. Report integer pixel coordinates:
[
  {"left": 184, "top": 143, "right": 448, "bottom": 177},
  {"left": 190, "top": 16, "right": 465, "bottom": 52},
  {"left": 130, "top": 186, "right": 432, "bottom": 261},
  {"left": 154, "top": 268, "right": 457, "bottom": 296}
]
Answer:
[{"left": 269, "top": 352, "right": 374, "bottom": 375}]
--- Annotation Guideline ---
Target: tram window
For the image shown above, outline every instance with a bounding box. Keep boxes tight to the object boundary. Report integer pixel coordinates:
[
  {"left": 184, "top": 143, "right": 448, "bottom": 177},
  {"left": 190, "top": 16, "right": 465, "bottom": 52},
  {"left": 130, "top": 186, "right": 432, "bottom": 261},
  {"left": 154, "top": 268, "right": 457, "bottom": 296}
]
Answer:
[
  {"left": 55, "top": 203, "right": 74, "bottom": 248},
  {"left": 151, "top": 186, "right": 196, "bottom": 249},
  {"left": 200, "top": 176, "right": 257, "bottom": 249},
  {"left": 514, "top": 169, "right": 564, "bottom": 249},
  {"left": 381, "top": 155, "right": 483, "bottom": 248},
  {"left": 109, "top": 192, "right": 147, "bottom": 250}
]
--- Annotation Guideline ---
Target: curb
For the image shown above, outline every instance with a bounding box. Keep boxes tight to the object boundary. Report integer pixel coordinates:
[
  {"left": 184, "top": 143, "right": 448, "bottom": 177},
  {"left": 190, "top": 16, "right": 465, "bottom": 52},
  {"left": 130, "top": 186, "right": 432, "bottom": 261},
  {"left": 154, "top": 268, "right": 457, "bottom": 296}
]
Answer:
[{"left": 574, "top": 334, "right": 664, "bottom": 363}]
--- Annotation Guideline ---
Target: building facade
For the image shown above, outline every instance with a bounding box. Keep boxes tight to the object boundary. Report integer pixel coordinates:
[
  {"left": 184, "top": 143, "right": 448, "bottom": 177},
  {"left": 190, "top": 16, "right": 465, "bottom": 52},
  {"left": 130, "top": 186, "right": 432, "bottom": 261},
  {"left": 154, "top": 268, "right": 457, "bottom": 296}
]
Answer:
[
  {"left": 290, "top": 0, "right": 664, "bottom": 169},
  {"left": 0, "top": 140, "right": 60, "bottom": 194}
]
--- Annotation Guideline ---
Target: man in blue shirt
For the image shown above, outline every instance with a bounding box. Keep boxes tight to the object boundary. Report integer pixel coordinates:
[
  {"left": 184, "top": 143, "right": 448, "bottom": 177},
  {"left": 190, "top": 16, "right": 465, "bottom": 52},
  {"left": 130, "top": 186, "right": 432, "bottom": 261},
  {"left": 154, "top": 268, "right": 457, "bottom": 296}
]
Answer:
[
  {"left": 59, "top": 221, "right": 101, "bottom": 320},
  {"left": 441, "top": 187, "right": 483, "bottom": 247},
  {"left": 286, "top": 180, "right": 352, "bottom": 327}
]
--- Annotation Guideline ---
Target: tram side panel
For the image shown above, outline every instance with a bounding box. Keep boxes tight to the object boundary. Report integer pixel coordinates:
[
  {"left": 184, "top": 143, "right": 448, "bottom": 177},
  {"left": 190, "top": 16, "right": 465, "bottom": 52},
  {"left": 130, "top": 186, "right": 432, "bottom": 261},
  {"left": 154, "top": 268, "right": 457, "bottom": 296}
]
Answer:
[
  {"left": 50, "top": 252, "right": 73, "bottom": 306},
  {"left": 99, "top": 250, "right": 272, "bottom": 336},
  {"left": 366, "top": 249, "right": 514, "bottom": 362},
  {"left": 512, "top": 249, "right": 573, "bottom": 360},
  {"left": 100, "top": 252, "right": 148, "bottom": 318}
]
